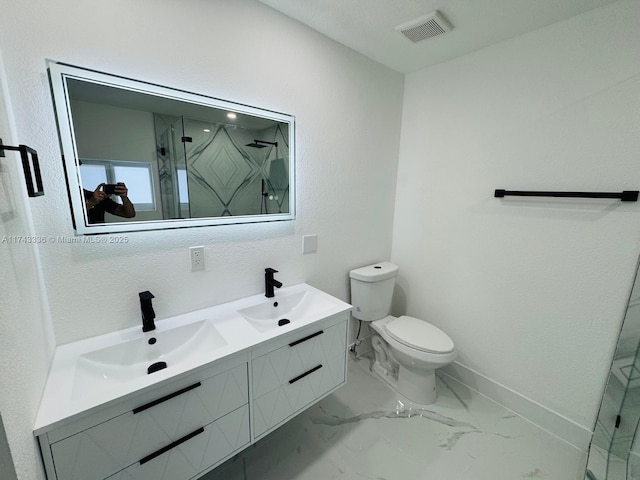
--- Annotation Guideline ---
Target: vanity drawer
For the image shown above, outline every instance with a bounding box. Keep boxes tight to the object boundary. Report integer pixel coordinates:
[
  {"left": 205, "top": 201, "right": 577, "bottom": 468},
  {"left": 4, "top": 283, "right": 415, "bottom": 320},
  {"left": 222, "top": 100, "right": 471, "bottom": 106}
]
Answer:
[
  {"left": 50, "top": 364, "right": 248, "bottom": 480},
  {"left": 104, "top": 405, "right": 250, "bottom": 480},
  {"left": 252, "top": 319, "right": 347, "bottom": 438}
]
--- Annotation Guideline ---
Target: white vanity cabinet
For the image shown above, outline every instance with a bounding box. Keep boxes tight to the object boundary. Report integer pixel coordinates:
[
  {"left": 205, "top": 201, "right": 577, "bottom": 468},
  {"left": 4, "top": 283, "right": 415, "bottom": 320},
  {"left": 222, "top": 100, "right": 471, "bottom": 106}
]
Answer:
[
  {"left": 103, "top": 406, "right": 249, "bottom": 480},
  {"left": 38, "top": 357, "right": 250, "bottom": 480},
  {"left": 35, "top": 287, "right": 351, "bottom": 480},
  {"left": 251, "top": 314, "right": 348, "bottom": 439}
]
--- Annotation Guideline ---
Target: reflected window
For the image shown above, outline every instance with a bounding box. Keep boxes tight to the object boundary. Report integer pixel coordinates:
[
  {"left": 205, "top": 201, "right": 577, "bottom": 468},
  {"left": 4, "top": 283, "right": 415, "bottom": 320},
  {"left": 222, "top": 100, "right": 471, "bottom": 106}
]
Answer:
[
  {"left": 176, "top": 168, "right": 189, "bottom": 205},
  {"left": 80, "top": 159, "right": 155, "bottom": 211},
  {"left": 79, "top": 163, "right": 107, "bottom": 188}
]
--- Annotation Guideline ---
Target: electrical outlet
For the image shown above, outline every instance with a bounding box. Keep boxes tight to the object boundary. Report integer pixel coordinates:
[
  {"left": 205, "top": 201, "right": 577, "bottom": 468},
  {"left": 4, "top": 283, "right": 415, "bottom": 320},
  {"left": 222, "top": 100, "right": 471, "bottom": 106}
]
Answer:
[{"left": 189, "top": 246, "right": 205, "bottom": 271}]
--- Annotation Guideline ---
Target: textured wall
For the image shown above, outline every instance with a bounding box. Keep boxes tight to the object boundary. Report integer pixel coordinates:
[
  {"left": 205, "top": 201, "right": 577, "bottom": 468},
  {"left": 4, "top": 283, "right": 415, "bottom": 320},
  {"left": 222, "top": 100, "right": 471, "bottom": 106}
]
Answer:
[
  {"left": 0, "top": 0, "right": 403, "bottom": 346},
  {"left": 392, "top": 0, "right": 640, "bottom": 432},
  {"left": 0, "top": 50, "right": 54, "bottom": 480}
]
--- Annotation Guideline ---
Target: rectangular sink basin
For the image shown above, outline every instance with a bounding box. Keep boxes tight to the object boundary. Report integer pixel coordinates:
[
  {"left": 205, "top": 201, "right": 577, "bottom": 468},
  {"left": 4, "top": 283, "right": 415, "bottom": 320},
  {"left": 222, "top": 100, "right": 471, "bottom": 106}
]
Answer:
[
  {"left": 237, "top": 289, "right": 334, "bottom": 333},
  {"left": 72, "top": 320, "right": 226, "bottom": 397}
]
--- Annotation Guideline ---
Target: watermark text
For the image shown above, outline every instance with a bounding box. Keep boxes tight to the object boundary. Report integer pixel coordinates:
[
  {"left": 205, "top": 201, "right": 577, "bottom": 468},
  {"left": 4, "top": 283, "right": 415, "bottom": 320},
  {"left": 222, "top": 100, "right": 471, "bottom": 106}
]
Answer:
[{"left": 1, "top": 235, "right": 129, "bottom": 244}]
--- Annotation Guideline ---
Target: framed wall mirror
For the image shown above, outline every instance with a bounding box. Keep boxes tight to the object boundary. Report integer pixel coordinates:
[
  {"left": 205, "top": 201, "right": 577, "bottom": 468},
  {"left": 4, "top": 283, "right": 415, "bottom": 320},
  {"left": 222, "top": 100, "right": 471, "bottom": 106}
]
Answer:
[{"left": 48, "top": 61, "right": 295, "bottom": 235}]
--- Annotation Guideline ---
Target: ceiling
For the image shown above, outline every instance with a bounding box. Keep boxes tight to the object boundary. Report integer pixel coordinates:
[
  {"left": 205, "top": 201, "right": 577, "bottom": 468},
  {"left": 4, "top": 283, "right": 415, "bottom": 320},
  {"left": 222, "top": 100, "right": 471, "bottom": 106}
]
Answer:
[{"left": 258, "top": 0, "right": 619, "bottom": 74}]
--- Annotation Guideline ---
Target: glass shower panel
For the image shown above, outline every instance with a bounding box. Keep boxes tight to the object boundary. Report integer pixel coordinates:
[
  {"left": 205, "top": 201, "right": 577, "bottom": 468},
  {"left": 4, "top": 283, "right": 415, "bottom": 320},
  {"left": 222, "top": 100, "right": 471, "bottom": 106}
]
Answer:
[
  {"left": 618, "top": 344, "right": 640, "bottom": 479},
  {"left": 587, "top": 258, "right": 640, "bottom": 479},
  {"left": 154, "top": 114, "right": 188, "bottom": 219},
  {"left": 265, "top": 155, "right": 290, "bottom": 214},
  {"left": 182, "top": 117, "right": 258, "bottom": 217}
]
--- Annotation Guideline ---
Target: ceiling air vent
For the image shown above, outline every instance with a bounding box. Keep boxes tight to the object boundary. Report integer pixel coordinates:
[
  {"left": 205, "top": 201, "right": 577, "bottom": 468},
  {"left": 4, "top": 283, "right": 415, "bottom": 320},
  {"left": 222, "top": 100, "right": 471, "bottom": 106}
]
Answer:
[{"left": 395, "top": 11, "right": 453, "bottom": 43}]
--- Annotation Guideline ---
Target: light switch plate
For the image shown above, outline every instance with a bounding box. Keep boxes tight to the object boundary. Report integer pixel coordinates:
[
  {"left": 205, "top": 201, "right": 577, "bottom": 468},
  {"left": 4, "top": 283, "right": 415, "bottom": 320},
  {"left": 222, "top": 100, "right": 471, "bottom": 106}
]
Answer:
[{"left": 302, "top": 235, "right": 318, "bottom": 254}]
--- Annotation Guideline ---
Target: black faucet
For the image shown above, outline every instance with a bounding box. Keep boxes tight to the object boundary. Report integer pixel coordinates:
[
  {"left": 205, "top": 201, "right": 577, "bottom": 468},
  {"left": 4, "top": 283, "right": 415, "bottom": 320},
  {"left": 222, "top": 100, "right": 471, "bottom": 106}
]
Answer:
[
  {"left": 265, "top": 268, "right": 282, "bottom": 298},
  {"left": 139, "top": 291, "right": 156, "bottom": 332}
]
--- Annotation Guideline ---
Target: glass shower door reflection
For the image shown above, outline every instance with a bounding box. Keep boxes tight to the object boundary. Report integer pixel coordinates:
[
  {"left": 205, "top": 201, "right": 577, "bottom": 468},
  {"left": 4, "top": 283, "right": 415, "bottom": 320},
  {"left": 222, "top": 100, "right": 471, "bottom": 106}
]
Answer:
[
  {"left": 620, "top": 345, "right": 640, "bottom": 478},
  {"left": 587, "top": 261, "right": 640, "bottom": 479},
  {"left": 181, "top": 117, "right": 261, "bottom": 218},
  {"left": 154, "top": 115, "right": 190, "bottom": 220}
]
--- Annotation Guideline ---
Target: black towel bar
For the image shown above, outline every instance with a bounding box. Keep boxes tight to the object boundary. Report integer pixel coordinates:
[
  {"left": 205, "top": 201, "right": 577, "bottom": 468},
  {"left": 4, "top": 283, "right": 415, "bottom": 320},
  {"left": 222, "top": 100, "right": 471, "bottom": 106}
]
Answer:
[
  {"left": 0, "top": 138, "right": 44, "bottom": 197},
  {"left": 494, "top": 189, "right": 638, "bottom": 202}
]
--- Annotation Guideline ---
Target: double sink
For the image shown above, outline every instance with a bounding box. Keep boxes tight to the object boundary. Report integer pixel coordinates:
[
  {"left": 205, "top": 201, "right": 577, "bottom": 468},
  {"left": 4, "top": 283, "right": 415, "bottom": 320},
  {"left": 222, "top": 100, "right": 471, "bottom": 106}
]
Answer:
[{"left": 64, "top": 283, "right": 348, "bottom": 405}]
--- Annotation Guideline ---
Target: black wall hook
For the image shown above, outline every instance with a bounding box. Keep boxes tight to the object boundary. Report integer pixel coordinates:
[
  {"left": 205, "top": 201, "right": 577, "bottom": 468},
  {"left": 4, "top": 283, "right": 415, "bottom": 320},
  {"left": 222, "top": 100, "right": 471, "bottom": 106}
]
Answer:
[{"left": 0, "top": 138, "right": 44, "bottom": 197}]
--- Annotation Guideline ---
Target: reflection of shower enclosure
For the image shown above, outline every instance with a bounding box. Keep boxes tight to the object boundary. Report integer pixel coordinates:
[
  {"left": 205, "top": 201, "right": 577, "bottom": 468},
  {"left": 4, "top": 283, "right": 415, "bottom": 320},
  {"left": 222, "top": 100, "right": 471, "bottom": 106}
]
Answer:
[
  {"left": 154, "top": 114, "right": 289, "bottom": 219},
  {"left": 245, "top": 139, "right": 290, "bottom": 215},
  {"left": 156, "top": 125, "right": 179, "bottom": 219},
  {"left": 154, "top": 115, "right": 190, "bottom": 220},
  {"left": 587, "top": 258, "right": 640, "bottom": 479},
  {"left": 266, "top": 155, "right": 290, "bottom": 213}
]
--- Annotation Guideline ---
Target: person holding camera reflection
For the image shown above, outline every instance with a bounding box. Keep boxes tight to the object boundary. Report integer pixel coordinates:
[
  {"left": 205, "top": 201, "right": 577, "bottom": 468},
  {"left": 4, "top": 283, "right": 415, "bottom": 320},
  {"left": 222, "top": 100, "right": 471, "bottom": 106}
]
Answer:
[{"left": 84, "top": 182, "right": 136, "bottom": 224}]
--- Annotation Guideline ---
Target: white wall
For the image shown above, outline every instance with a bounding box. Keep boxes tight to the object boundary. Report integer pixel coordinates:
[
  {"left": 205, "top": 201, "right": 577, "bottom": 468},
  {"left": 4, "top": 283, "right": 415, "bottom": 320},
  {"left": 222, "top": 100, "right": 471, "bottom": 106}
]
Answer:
[
  {"left": 0, "top": 0, "right": 403, "bottom": 346},
  {"left": 392, "top": 0, "right": 640, "bottom": 444},
  {"left": 0, "top": 49, "right": 55, "bottom": 480}
]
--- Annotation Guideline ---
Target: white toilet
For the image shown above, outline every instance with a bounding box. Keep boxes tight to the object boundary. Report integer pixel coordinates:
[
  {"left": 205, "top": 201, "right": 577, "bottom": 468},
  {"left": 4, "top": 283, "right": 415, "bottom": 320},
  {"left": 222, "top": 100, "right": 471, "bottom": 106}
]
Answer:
[{"left": 349, "top": 262, "right": 456, "bottom": 404}]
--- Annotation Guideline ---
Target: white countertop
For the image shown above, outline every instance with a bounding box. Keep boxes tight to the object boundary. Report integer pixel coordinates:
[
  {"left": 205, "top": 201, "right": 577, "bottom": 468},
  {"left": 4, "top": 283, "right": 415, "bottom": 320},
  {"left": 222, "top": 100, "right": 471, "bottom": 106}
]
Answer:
[{"left": 34, "top": 283, "right": 352, "bottom": 435}]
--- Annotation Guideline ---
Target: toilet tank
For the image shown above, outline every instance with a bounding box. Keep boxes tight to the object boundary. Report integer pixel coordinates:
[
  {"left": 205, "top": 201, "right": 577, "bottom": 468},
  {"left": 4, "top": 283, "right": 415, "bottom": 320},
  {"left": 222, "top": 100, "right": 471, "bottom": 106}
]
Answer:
[{"left": 349, "top": 262, "right": 399, "bottom": 321}]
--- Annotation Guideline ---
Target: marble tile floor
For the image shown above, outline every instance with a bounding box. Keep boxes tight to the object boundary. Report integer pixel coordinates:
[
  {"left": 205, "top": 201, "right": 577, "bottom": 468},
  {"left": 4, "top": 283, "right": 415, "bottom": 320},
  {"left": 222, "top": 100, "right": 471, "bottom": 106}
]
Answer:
[{"left": 200, "top": 356, "right": 588, "bottom": 480}]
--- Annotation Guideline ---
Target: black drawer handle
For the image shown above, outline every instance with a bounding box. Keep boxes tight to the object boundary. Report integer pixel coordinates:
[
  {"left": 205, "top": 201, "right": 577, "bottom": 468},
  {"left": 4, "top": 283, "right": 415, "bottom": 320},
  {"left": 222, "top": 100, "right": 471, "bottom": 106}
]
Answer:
[
  {"left": 289, "top": 364, "right": 322, "bottom": 384},
  {"left": 133, "top": 382, "right": 201, "bottom": 414},
  {"left": 139, "top": 427, "right": 205, "bottom": 465},
  {"left": 288, "top": 330, "right": 324, "bottom": 347}
]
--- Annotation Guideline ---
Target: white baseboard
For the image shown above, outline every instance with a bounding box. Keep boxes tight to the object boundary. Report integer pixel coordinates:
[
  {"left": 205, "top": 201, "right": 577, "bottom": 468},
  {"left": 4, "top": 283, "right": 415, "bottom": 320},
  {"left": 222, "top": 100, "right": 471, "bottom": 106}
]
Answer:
[{"left": 440, "top": 361, "right": 592, "bottom": 451}]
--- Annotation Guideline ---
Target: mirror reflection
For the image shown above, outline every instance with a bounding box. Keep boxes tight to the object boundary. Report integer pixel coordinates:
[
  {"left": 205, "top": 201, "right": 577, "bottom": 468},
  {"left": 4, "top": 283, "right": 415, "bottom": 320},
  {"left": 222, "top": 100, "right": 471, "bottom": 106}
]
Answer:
[{"left": 48, "top": 62, "right": 295, "bottom": 234}]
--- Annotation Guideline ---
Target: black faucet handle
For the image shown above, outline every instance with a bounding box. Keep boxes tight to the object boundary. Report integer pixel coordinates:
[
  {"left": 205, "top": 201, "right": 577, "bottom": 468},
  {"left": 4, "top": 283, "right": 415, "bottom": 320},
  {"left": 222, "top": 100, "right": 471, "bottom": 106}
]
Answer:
[
  {"left": 139, "top": 290, "right": 156, "bottom": 332},
  {"left": 265, "top": 267, "right": 278, "bottom": 274},
  {"left": 139, "top": 291, "right": 155, "bottom": 300}
]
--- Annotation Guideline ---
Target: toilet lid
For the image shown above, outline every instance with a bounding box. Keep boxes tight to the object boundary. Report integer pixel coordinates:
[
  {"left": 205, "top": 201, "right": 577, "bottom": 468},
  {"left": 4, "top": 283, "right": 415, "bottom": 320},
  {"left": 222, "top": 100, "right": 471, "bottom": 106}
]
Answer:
[{"left": 385, "top": 316, "right": 454, "bottom": 354}]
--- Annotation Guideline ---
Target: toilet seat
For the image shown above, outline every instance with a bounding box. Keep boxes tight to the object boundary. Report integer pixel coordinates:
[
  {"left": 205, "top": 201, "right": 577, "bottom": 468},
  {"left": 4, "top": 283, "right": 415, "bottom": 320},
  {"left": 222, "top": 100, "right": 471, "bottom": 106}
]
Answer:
[{"left": 384, "top": 316, "right": 454, "bottom": 354}]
